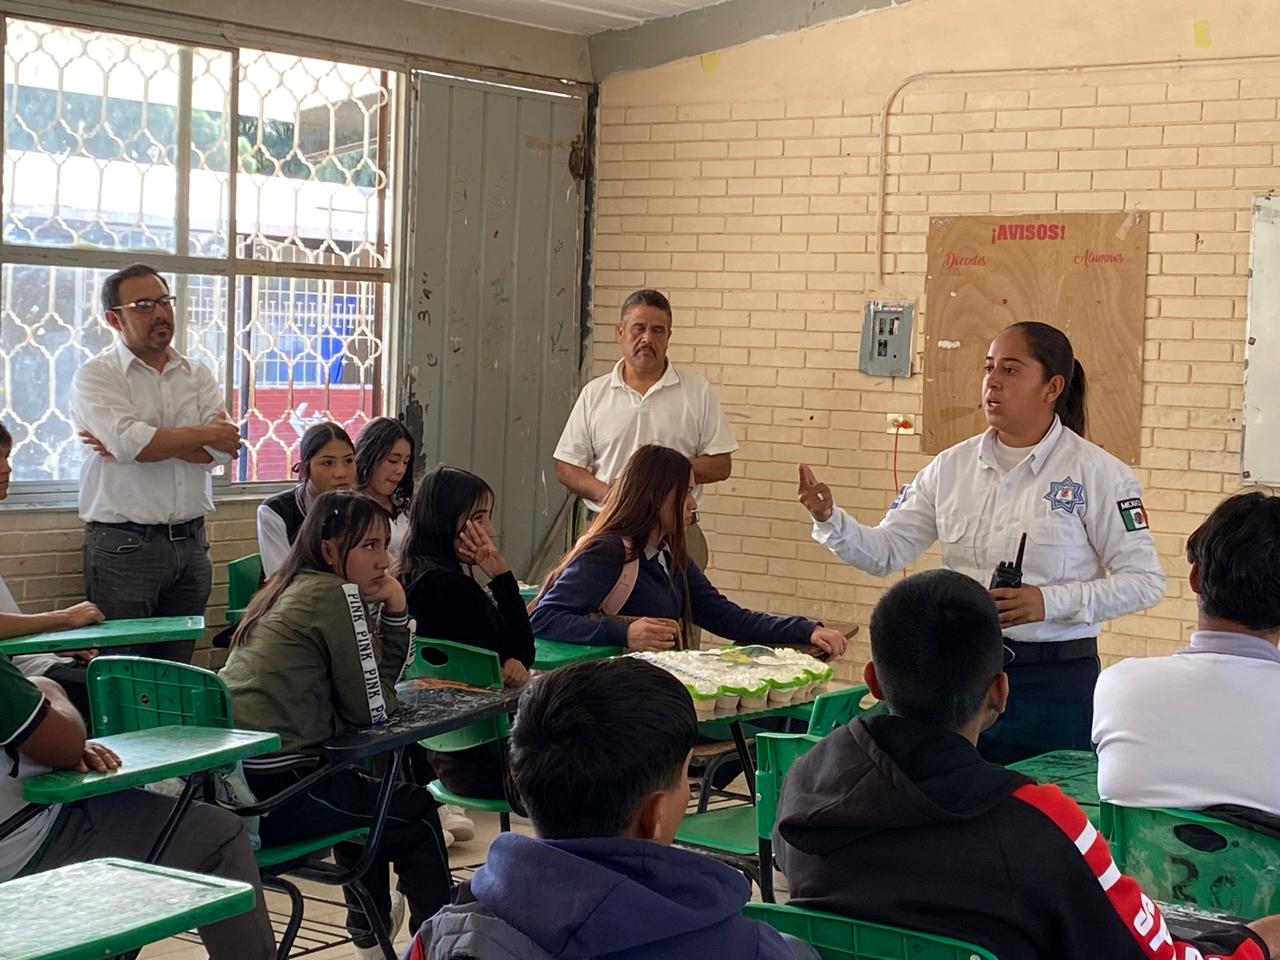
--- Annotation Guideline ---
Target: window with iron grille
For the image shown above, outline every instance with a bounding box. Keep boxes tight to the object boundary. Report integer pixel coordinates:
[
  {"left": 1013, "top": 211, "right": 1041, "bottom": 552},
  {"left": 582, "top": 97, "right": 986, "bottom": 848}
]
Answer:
[{"left": 0, "top": 17, "right": 396, "bottom": 492}]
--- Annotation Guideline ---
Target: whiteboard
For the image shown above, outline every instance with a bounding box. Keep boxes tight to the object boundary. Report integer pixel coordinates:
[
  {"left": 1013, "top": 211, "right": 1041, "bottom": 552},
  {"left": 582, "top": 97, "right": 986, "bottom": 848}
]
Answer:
[{"left": 1244, "top": 194, "right": 1280, "bottom": 484}]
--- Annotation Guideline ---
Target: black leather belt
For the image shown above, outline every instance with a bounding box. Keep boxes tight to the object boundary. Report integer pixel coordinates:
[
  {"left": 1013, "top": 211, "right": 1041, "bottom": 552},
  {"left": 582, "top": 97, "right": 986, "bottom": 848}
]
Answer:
[
  {"left": 88, "top": 517, "right": 205, "bottom": 541},
  {"left": 1003, "top": 637, "right": 1097, "bottom": 664}
]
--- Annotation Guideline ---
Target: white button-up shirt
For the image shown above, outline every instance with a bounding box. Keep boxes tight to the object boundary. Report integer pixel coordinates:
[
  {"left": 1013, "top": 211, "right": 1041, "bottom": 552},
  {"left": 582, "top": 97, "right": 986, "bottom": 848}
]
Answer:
[
  {"left": 1094, "top": 630, "right": 1280, "bottom": 815},
  {"left": 554, "top": 360, "right": 738, "bottom": 512},
  {"left": 812, "top": 417, "right": 1166, "bottom": 643},
  {"left": 70, "top": 340, "right": 232, "bottom": 524}
]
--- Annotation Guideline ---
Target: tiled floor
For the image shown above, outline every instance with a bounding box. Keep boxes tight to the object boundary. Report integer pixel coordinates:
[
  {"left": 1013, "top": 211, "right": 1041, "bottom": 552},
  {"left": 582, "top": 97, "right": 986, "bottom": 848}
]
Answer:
[{"left": 147, "top": 782, "right": 775, "bottom": 959}]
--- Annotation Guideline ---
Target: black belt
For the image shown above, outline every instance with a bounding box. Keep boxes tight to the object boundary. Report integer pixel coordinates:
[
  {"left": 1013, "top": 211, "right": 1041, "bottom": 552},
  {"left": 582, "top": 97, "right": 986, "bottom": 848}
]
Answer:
[
  {"left": 88, "top": 517, "right": 205, "bottom": 541},
  {"left": 1004, "top": 636, "right": 1097, "bottom": 664}
]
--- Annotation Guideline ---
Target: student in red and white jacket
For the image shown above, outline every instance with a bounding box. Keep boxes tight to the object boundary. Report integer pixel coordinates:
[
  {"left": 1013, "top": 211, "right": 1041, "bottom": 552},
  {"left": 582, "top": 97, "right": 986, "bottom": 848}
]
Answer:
[{"left": 774, "top": 569, "right": 1280, "bottom": 960}]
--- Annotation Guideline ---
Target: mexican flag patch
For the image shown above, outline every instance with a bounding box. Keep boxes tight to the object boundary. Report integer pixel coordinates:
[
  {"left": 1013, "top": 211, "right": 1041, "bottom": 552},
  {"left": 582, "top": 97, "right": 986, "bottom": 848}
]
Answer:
[{"left": 1117, "top": 498, "right": 1149, "bottom": 532}]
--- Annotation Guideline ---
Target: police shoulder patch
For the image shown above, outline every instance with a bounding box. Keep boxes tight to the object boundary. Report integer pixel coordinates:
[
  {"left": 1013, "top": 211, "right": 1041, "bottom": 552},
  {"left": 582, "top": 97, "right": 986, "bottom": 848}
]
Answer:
[{"left": 1116, "top": 498, "right": 1149, "bottom": 532}]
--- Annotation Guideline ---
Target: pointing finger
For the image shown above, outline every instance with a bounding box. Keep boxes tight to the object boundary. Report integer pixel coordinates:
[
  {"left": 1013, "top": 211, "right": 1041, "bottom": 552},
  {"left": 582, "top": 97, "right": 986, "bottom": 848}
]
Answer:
[{"left": 798, "top": 463, "right": 817, "bottom": 489}]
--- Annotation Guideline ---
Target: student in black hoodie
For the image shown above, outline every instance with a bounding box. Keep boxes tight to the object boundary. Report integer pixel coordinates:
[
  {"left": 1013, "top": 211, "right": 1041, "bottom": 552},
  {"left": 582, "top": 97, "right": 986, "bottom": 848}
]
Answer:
[{"left": 774, "top": 568, "right": 1280, "bottom": 960}]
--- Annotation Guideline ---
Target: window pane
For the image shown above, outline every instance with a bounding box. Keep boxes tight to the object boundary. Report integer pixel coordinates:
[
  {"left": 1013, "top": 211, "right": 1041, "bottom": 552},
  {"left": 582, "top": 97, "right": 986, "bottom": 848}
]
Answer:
[
  {"left": 0, "top": 264, "right": 228, "bottom": 482},
  {"left": 237, "top": 50, "right": 392, "bottom": 269},
  {"left": 231, "top": 275, "right": 385, "bottom": 482},
  {"left": 2, "top": 18, "right": 232, "bottom": 256}
]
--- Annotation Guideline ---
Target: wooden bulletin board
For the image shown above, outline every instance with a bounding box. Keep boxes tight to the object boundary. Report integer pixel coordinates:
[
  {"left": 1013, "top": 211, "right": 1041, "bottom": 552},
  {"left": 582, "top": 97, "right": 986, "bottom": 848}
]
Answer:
[{"left": 922, "top": 212, "right": 1149, "bottom": 464}]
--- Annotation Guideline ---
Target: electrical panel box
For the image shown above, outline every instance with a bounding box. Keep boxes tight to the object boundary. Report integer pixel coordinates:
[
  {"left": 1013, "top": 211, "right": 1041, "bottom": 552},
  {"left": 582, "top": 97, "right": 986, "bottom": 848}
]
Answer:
[{"left": 858, "top": 300, "right": 915, "bottom": 378}]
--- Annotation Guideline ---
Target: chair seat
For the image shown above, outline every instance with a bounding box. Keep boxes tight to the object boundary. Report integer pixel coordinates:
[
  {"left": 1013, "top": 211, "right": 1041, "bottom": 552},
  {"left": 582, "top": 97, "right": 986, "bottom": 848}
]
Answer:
[
  {"left": 255, "top": 828, "right": 369, "bottom": 870},
  {"left": 427, "top": 778, "right": 512, "bottom": 814},
  {"left": 674, "top": 803, "right": 758, "bottom": 857}
]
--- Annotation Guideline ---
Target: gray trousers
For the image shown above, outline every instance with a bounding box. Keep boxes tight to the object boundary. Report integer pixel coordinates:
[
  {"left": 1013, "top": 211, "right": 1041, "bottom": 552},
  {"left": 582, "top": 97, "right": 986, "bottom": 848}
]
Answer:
[
  {"left": 83, "top": 521, "right": 213, "bottom": 663},
  {"left": 32, "top": 789, "right": 275, "bottom": 960}
]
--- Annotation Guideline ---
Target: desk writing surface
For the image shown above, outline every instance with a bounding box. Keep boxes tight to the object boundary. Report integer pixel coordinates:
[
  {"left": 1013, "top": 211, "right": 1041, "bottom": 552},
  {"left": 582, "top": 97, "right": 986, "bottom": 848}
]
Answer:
[
  {"left": 23, "top": 726, "right": 279, "bottom": 804},
  {"left": 0, "top": 857, "right": 255, "bottom": 960},
  {"left": 533, "top": 637, "right": 622, "bottom": 671},
  {"left": 324, "top": 680, "right": 522, "bottom": 760},
  {"left": 0, "top": 616, "right": 205, "bottom": 656}
]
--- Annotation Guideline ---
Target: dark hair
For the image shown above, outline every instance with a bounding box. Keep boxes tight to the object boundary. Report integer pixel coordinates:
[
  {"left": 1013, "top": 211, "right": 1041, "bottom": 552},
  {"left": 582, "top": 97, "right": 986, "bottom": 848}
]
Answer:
[
  {"left": 0, "top": 419, "right": 11, "bottom": 449},
  {"left": 354, "top": 417, "right": 416, "bottom": 515},
  {"left": 399, "top": 465, "right": 495, "bottom": 586},
  {"left": 510, "top": 657, "right": 696, "bottom": 839},
  {"left": 1186, "top": 491, "right": 1280, "bottom": 631},
  {"left": 232, "top": 490, "right": 390, "bottom": 647},
  {"left": 537, "top": 444, "right": 693, "bottom": 638},
  {"left": 101, "top": 263, "right": 168, "bottom": 315},
  {"left": 1005, "top": 321, "right": 1087, "bottom": 437},
  {"left": 619, "top": 288, "right": 672, "bottom": 324},
  {"left": 870, "top": 569, "right": 1004, "bottom": 730},
  {"left": 294, "top": 422, "right": 354, "bottom": 484}
]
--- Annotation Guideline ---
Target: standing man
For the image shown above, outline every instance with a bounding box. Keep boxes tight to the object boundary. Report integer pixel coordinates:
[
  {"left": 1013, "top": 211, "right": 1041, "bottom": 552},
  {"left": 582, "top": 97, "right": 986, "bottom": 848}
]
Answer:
[
  {"left": 71, "top": 263, "right": 241, "bottom": 662},
  {"left": 553, "top": 290, "right": 737, "bottom": 608}
]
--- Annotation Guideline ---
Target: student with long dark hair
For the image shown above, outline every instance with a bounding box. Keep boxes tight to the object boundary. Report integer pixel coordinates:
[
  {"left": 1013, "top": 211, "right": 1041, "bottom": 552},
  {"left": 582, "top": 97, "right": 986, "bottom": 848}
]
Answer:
[
  {"left": 800, "top": 321, "right": 1165, "bottom": 763},
  {"left": 399, "top": 466, "right": 535, "bottom": 806},
  {"left": 257, "top": 421, "right": 355, "bottom": 577},
  {"left": 532, "top": 444, "right": 847, "bottom": 656},
  {"left": 354, "top": 416, "right": 415, "bottom": 559},
  {"left": 223, "top": 490, "right": 449, "bottom": 958}
]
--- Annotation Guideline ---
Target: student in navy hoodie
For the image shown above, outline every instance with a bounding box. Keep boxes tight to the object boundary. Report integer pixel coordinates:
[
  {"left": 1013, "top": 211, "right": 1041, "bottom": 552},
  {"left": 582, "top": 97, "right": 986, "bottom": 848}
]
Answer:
[
  {"left": 402, "top": 656, "right": 808, "bottom": 960},
  {"left": 530, "top": 443, "right": 846, "bottom": 657}
]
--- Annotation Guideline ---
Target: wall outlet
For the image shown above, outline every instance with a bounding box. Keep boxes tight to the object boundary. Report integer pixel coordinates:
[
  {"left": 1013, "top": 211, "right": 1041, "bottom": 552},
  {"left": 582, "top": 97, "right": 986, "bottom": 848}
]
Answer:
[{"left": 885, "top": 414, "right": 917, "bottom": 434}]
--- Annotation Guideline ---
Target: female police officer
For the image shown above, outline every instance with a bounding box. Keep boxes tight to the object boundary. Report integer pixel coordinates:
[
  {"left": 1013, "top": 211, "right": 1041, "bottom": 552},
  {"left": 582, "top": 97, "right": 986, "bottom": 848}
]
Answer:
[{"left": 799, "top": 321, "right": 1165, "bottom": 763}]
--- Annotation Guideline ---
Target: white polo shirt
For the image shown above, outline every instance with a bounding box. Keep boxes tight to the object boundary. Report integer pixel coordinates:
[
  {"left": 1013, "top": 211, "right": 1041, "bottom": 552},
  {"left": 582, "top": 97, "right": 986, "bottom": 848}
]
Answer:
[
  {"left": 812, "top": 417, "right": 1166, "bottom": 643},
  {"left": 554, "top": 360, "right": 738, "bottom": 512},
  {"left": 1094, "top": 631, "right": 1280, "bottom": 815},
  {"left": 70, "top": 340, "right": 232, "bottom": 524}
]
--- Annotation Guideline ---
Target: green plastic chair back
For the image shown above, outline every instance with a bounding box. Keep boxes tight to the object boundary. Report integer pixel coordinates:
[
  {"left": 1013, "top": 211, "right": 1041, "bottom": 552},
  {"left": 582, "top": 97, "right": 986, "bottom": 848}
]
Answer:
[
  {"left": 403, "top": 638, "right": 509, "bottom": 752},
  {"left": 743, "top": 902, "right": 998, "bottom": 960},
  {"left": 225, "top": 553, "right": 263, "bottom": 623},
  {"left": 1103, "top": 803, "right": 1280, "bottom": 917},
  {"left": 806, "top": 684, "right": 871, "bottom": 738},
  {"left": 755, "top": 732, "right": 821, "bottom": 841},
  {"left": 87, "top": 656, "right": 233, "bottom": 737}
]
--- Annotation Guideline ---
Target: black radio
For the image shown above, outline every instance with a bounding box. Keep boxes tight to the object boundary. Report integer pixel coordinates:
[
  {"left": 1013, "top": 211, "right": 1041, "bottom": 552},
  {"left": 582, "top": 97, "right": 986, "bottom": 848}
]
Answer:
[{"left": 990, "top": 532, "right": 1027, "bottom": 589}]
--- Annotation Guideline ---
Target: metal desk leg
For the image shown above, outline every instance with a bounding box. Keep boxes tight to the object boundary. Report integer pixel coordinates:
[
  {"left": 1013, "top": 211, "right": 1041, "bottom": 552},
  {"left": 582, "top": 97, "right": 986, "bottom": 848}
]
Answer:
[
  {"left": 146, "top": 772, "right": 205, "bottom": 863},
  {"left": 730, "top": 720, "right": 756, "bottom": 799}
]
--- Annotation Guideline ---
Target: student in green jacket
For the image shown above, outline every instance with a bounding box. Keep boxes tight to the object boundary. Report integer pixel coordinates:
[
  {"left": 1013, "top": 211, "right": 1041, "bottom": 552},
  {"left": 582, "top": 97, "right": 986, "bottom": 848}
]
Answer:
[{"left": 221, "top": 490, "right": 449, "bottom": 959}]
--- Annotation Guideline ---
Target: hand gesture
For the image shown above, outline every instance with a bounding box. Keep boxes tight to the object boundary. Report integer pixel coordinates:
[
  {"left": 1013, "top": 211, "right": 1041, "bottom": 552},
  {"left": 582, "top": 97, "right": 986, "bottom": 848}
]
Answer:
[
  {"left": 501, "top": 658, "right": 531, "bottom": 689},
  {"left": 76, "top": 741, "right": 122, "bottom": 774},
  {"left": 809, "top": 626, "right": 847, "bottom": 658},
  {"left": 625, "top": 617, "right": 678, "bottom": 652},
  {"left": 78, "top": 430, "right": 114, "bottom": 460},
  {"left": 205, "top": 415, "right": 242, "bottom": 457},
  {"left": 990, "top": 584, "right": 1046, "bottom": 628},
  {"left": 457, "top": 520, "right": 509, "bottom": 578},
  {"left": 60, "top": 601, "right": 104, "bottom": 630},
  {"left": 798, "top": 464, "right": 834, "bottom": 522},
  {"left": 369, "top": 573, "right": 406, "bottom": 613},
  {"left": 69, "top": 649, "right": 99, "bottom": 665}
]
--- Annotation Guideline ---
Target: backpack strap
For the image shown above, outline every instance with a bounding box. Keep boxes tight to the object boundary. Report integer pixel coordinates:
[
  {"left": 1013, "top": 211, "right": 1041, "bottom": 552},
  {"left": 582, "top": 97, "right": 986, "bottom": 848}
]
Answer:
[{"left": 599, "top": 536, "right": 639, "bottom": 616}]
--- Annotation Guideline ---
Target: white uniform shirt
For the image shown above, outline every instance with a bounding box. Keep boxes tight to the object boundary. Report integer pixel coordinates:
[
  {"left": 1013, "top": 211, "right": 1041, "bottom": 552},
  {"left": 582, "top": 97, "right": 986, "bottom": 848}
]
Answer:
[
  {"left": 554, "top": 360, "right": 738, "bottom": 512},
  {"left": 812, "top": 417, "right": 1165, "bottom": 643},
  {"left": 0, "top": 573, "right": 72, "bottom": 677},
  {"left": 1094, "top": 631, "right": 1280, "bottom": 815},
  {"left": 70, "top": 340, "right": 232, "bottom": 524}
]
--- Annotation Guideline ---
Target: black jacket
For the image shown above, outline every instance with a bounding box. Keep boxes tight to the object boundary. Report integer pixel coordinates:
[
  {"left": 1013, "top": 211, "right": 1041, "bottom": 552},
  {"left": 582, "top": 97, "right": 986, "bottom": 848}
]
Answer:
[
  {"left": 774, "top": 715, "right": 1266, "bottom": 960},
  {"left": 405, "top": 563, "right": 535, "bottom": 668}
]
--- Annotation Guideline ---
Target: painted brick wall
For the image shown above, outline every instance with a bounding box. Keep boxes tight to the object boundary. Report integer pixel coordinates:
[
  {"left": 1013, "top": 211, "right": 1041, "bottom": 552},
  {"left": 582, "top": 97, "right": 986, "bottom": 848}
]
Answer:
[{"left": 594, "top": 52, "right": 1278, "bottom": 675}]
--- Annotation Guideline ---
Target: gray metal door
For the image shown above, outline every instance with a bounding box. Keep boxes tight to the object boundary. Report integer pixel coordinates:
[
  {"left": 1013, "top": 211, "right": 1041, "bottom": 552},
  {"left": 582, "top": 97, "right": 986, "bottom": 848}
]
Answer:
[{"left": 401, "top": 72, "right": 584, "bottom": 579}]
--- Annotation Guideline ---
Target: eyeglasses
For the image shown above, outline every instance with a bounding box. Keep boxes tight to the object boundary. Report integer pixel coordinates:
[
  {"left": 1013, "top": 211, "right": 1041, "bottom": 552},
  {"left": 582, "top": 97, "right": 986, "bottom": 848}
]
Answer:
[{"left": 111, "top": 295, "right": 177, "bottom": 313}]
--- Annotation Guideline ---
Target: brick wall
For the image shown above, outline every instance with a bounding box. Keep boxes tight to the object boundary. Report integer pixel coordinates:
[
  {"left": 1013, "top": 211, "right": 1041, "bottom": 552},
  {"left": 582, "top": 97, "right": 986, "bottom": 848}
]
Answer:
[
  {"left": 0, "top": 499, "right": 261, "bottom": 667},
  {"left": 595, "top": 53, "right": 1279, "bottom": 675}
]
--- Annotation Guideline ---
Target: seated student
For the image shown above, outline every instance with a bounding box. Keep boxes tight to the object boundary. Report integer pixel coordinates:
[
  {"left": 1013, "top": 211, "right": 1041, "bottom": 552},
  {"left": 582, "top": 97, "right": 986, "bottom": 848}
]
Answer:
[
  {"left": 774, "top": 568, "right": 1280, "bottom": 960},
  {"left": 531, "top": 443, "right": 846, "bottom": 657},
  {"left": 354, "top": 416, "right": 415, "bottom": 560},
  {"left": 399, "top": 466, "right": 536, "bottom": 802},
  {"left": 222, "top": 490, "right": 449, "bottom": 959},
  {"left": 257, "top": 421, "right": 355, "bottom": 577},
  {"left": 0, "top": 421, "right": 105, "bottom": 715},
  {"left": 403, "top": 657, "right": 805, "bottom": 960},
  {"left": 1, "top": 660, "right": 274, "bottom": 958},
  {"left": 1095, "top": 491, "right": 1280, "bottom": 816}
]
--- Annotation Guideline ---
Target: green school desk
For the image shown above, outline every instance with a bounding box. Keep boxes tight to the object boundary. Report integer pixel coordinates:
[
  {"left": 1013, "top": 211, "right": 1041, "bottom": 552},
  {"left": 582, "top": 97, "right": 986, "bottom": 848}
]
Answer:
[
  {"left": 1008, "top": 748, "right": 1101, "bottom": 827},
  {"left": 532, "top": 636, "right": 623, "bottom": 670},
  {"left": 0, "top": 616, "right": 205, "bottom": 656}
]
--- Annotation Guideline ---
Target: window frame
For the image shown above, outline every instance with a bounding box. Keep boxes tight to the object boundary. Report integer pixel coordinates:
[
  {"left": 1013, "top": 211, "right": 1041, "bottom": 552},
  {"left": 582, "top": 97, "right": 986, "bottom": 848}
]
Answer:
[{"left": 0, "top": 7, "right": 407, "bottom": 506}]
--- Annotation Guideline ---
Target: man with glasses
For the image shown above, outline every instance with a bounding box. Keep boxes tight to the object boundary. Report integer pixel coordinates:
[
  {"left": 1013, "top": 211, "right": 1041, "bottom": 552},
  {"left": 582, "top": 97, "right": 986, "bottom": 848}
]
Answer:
[{"left": 70, "top": 263, "right": 241, "bottom": 662}]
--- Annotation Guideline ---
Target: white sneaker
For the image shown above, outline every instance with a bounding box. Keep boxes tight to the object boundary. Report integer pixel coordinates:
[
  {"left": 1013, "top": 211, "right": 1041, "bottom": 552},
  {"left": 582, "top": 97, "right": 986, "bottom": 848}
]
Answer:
[
  {"left": 388, "top": 888, "right": 406, "bottom": 939},
  {"left": 443, "top": 825, "right": 456, "bottom": 848},
  {"left": 442, "top": 805, "right": 475, "bottom": 842},
  {"left": 353, "top": 944, "right": 383, "bottom": 960}
]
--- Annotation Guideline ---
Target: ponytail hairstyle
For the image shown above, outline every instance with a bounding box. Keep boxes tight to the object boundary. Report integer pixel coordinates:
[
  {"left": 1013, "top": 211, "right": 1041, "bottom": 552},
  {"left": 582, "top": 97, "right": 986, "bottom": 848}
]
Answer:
[
  {"left": 1006, "top": 321, "right": 1088, "bottom": 437},
  {"left": 231, "top": 490, "right": 390, "bottom": 647}
]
